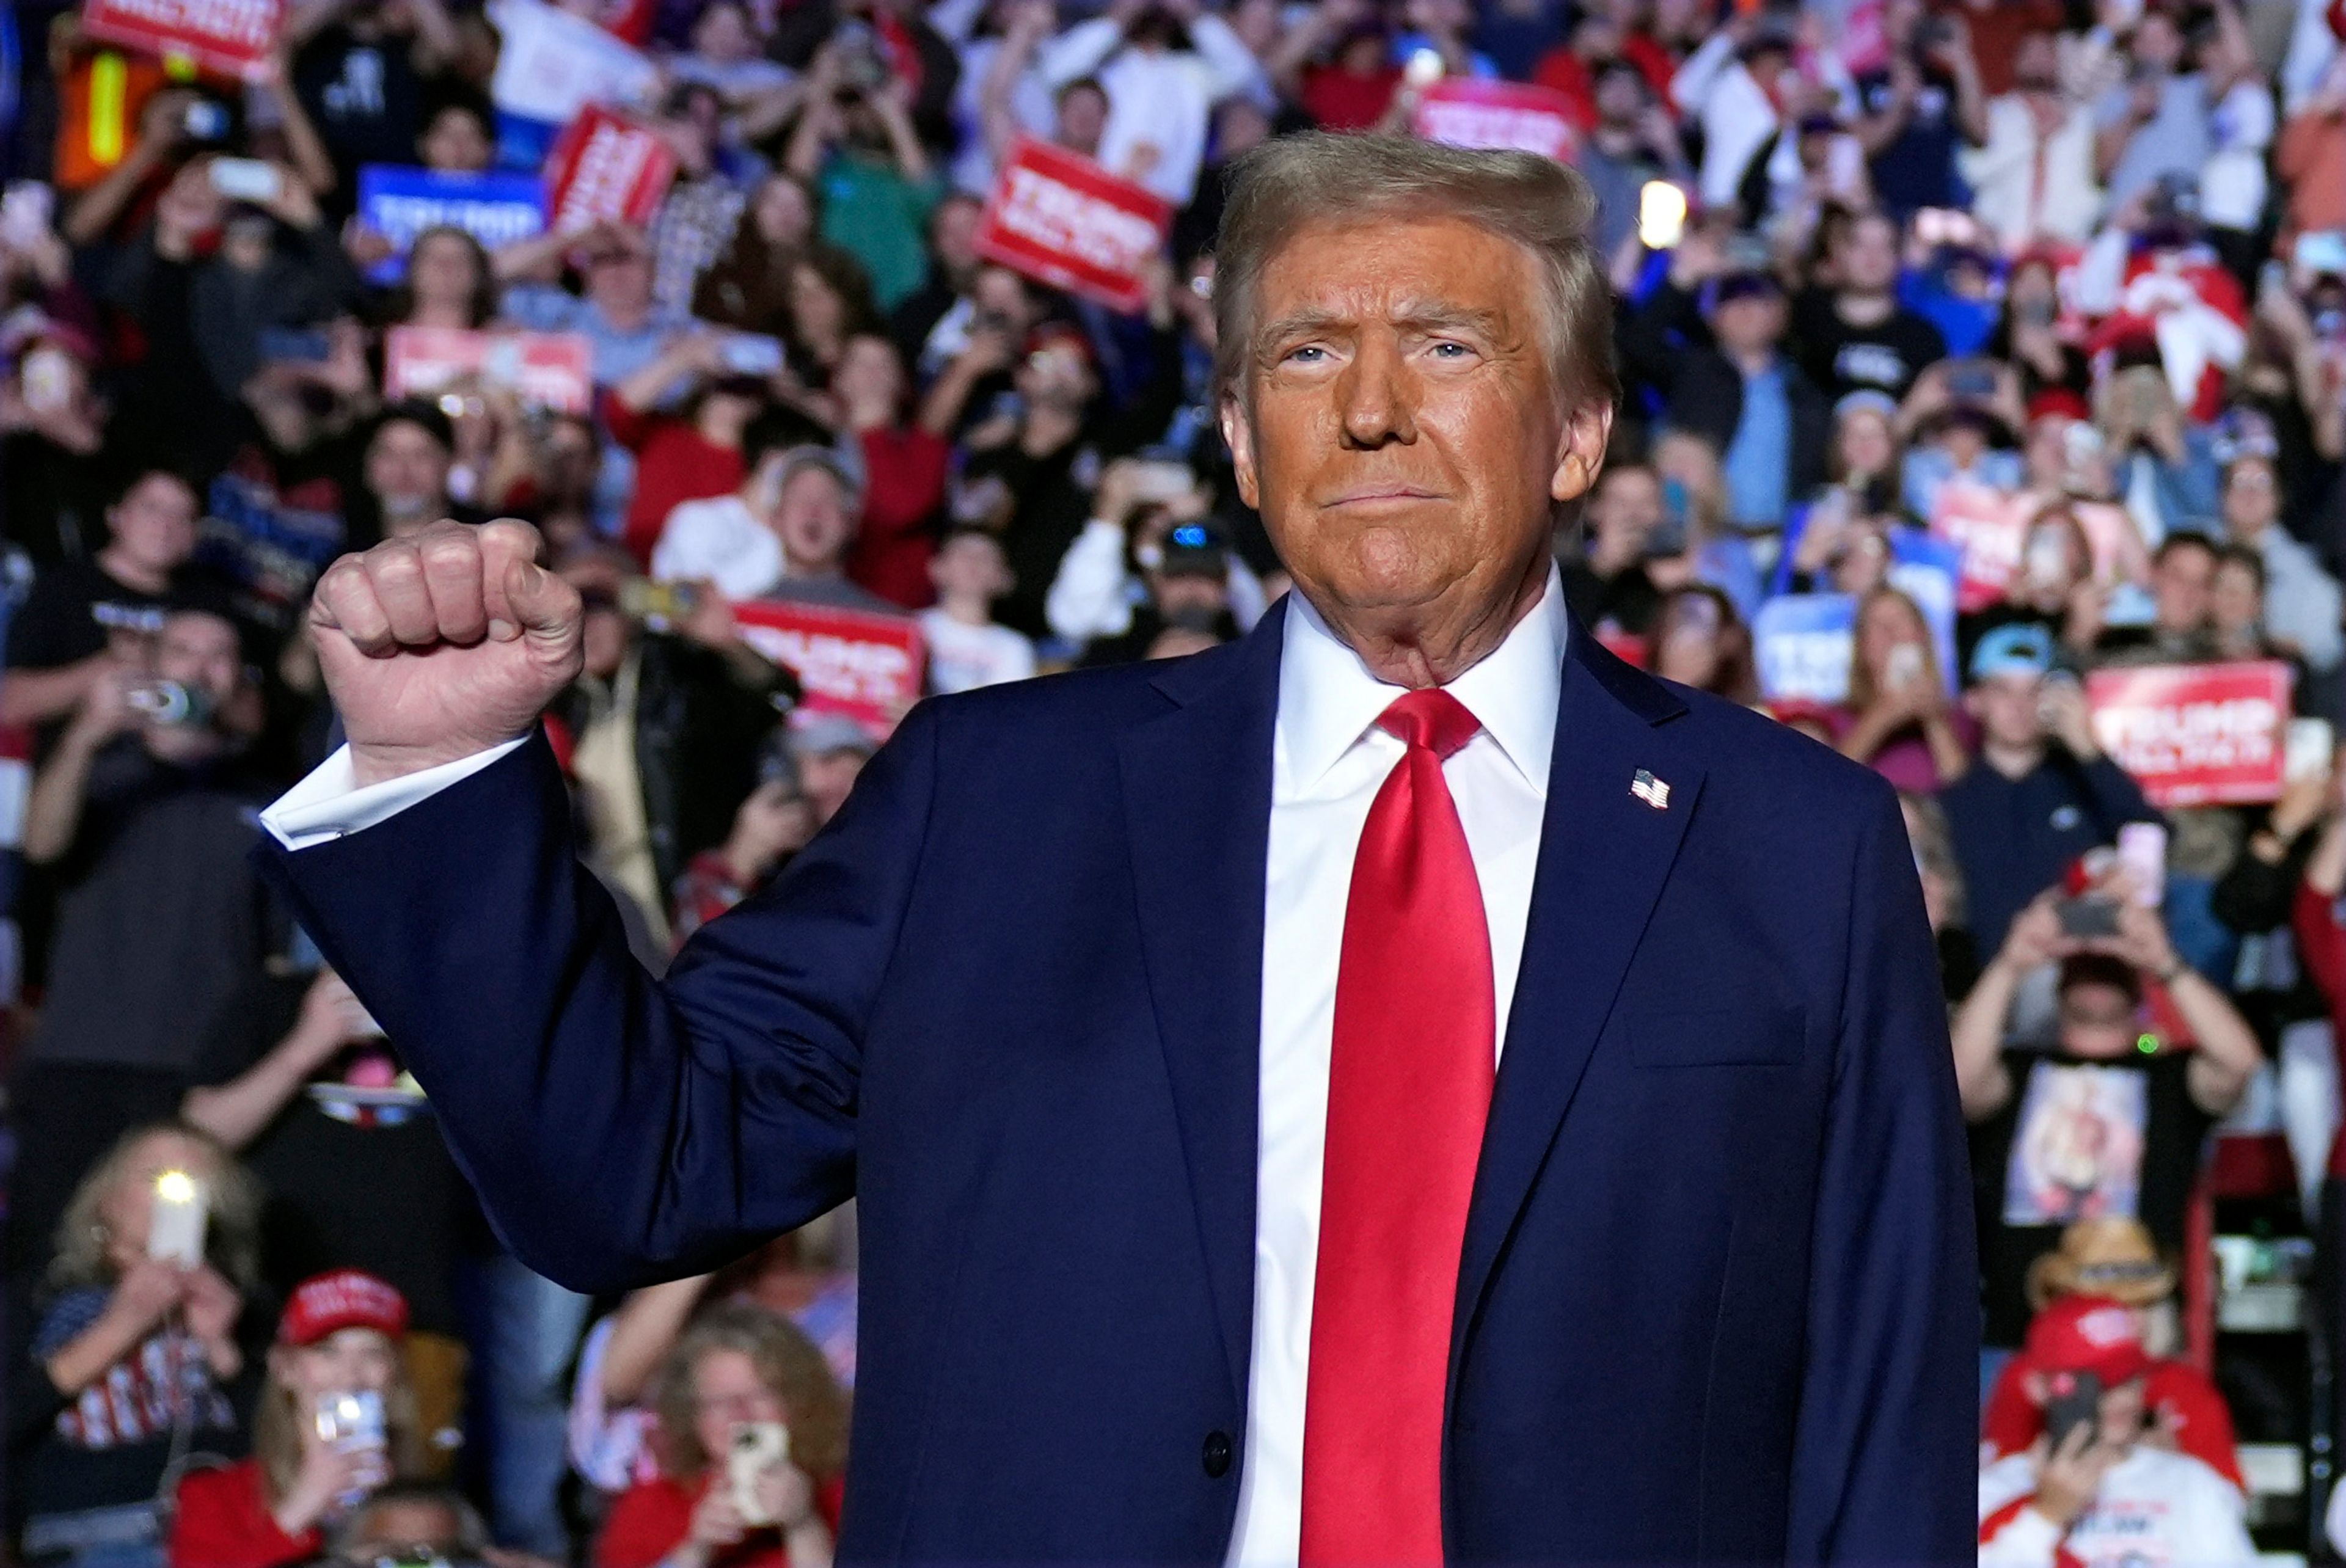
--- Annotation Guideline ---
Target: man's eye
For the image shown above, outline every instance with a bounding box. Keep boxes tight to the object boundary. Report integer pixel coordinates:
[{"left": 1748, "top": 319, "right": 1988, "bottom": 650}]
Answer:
[
  {"left": 1429, "top": 341, "right": 1472, "bottom": 359},
  {"left": 1284, "top": 345, "right": 1327, "bottom": 364}
]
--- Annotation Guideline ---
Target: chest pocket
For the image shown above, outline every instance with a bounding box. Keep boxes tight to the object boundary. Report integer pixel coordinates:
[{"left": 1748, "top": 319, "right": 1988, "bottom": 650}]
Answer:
[{"left": 1628, "top": 1004, "right": 1805, "bottom": 1068}]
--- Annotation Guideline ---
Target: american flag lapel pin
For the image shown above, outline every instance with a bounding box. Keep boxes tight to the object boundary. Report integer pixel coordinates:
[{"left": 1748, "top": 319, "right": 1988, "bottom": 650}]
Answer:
[{"left": 1631, "top": 768, "right": 1670, "bottom": 811}]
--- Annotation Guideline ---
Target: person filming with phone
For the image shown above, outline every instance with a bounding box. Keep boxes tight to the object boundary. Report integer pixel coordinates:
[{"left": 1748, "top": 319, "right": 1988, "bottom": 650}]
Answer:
[
  {"left": 1978, "top": 1295, "right": 2253, "bottom": 1566},
  {"left": 1953, "top": 870, "right": 2260, "bottom": 1381}
]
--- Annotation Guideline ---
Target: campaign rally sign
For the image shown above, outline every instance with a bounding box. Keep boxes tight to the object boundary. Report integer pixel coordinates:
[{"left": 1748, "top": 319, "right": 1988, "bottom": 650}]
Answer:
[
  {"left": 974, "top": 139, "right": 1173, "bottom": 314},
  {"left": 2086, "top": 661, "right": 2292, "bottom": 808},
  {"left": 81, "top": 0, "right": 285, "bottom": 79},
  {"left": 488, "top": 0, "right": 657, "bottom": 123},
  {"left": 543, "top": 107, "right": 678, "bottom": 232},
  {"left": 732, "top": 600, "right": 925, "bottom": 738},
  {"left": 1928, "top": 478, "right": 2039, "bottom": 614},
  {"left": 1754, "top": 593, "right": 1855, "bottom": 704},
  {"left": 356, "top": 167, "right": 548, "bottom": 283},
  {"left": 1887, "top": 530, "right": 1964, "bottom": 693},
  {"left": 1411, "top": 80, "right": 1578, "bottom": 162},
  {"left": 384, "top": 327, "right": 594, "bottom": 414}
]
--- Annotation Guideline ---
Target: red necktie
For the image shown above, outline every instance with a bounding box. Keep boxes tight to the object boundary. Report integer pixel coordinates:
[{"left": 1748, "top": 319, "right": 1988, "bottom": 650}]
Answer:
[{"left": 1299, "top": 689, "right": 1497, "bottom": 1568}]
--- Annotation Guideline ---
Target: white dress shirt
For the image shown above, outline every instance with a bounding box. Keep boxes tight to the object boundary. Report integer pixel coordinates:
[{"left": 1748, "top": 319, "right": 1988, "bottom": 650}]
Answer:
[
  {"left": 1231, "top": 574, "right": 1562, "bottom": 1566},
  {"left": 257, "top": 571, "right": 1567, "bottom": 1567}
]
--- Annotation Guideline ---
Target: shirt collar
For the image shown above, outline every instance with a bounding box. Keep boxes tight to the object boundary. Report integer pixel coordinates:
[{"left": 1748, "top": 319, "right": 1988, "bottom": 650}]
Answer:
[{"left": 1276, "top": 567, "right": 1567, "bottom": 798}]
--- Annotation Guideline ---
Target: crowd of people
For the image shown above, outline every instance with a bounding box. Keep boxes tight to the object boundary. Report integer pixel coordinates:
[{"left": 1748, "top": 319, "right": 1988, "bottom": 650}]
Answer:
[{"left": 1, "top": 0, "right": 2345, "bottom": 1558}]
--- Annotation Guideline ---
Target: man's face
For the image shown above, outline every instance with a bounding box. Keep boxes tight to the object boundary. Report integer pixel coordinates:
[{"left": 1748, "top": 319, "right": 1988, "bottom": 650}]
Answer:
[
  {"left": 933, "top": 195, "right": 984, "bottom": 275},
  {"left": 1838, "top": 216, "right": 1900, "bottom": 294},
  {"left": 800, "top": 746, "right": 868, "bottom": 825},
  {"left": 1015, "top": 342, "right": 1095, "bottom": 413},
  {"left": 1965, "top": 671, "right": 2047, "bottom": 752},
  {"left": 2131, "top": 13, "right": 2180, "bottom": 71},
  {"left": 108, "top": 475, "right": 199, "bottom": 574},
  {"left": 1221, "top": 215, "right": 1608, "bottom": 664},
  {"left": 1594, "top": 68, "right": 1645, "bottom": 126},
  {"left": 2213, "top": 559, "right": 2261, "bottom": 633},
  {"left": 367, "top": 421, "right": 451, "bottom": 520},
  {"left": 153, "top": 610, "right": 241, "bottom": 711},
  {"left": 2222, "top": 460, "right": 2278, "bottom": 533},
  {"left": 2058, "top": 978, "right": 2139, "bottom": 1059},
  {"left": 774, "top": 465, "right": 858, "bottom": 572},
  {"left": 1058, "top": 84, "right": 1109, "bottom": 154},
  {"left": 1710, "top": 291, "right": 1785, "bottom": 357},
  {"left": 2154, "top": 543, "right": 2215, "bottom": 634},
  {"left": 587, "top": 247, "right": 656, "bottom": 316}
]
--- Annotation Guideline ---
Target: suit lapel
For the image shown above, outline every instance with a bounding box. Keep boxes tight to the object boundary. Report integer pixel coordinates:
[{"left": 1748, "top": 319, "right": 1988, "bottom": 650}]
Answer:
[
  {"left": 1119, "top": 616, "right": 1284, "bottom": 1407},
  {"left": 1453, "top": 626, "right": 1705, "bottom": 1351}
]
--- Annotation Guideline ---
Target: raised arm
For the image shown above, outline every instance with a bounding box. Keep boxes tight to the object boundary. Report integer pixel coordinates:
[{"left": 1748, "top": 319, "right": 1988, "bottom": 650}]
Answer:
[{"left": 257, "top": 520, "right": 923, "bottom": 1290}]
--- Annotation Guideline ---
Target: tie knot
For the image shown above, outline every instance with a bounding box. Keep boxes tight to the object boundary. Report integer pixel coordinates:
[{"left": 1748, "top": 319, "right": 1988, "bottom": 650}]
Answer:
[{"left": 1376, "top": 688, "right": 1481, "bottom": 760}]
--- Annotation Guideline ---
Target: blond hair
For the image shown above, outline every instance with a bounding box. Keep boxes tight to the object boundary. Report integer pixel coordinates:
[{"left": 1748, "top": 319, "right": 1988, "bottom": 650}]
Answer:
[
  {"left": 651, "top": 1302, "right": 850, "bottom": 1484},
  {"left": 48, "top": 1121, "right": 262, "bottom": 1293},
  {"left": 1211, "top": 133, "right": 1618, "bottom": 414},
  {"left": 253, "top": 1338, "right": 426, "bottom": 1504}
]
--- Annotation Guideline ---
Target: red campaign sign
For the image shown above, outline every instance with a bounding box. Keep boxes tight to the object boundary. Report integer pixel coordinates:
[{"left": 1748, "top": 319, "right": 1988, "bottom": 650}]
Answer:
[
  {"left": 974, "top": 139, "right": 1173, "bottom": 313},
  {"left": 81, "top": 0, "right": 285, "bottom": 79},
  {"left": 384, "top": 327, "right": 594, "bottom": 414},
  {"left": 731, "top": 600, "right": 925, "bottom": 738},
  {"left": 1928, "top": 478, "right": 2038, "bottom": 614},
  {"left": 1411, "top": 79, "right": 1578, "bottom": 163},
  {"left": 2086, "top": 662, "right": 2293, "bottom": 808},
  {"left": 543, "top": 107, "right": 677, "bottom": 233}
]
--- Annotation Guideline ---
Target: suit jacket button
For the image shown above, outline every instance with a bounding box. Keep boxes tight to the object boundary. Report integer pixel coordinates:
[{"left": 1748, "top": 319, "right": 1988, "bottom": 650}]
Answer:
[{"left": 1202, "top": 1431, "right": 1233, "bottom": 1478}]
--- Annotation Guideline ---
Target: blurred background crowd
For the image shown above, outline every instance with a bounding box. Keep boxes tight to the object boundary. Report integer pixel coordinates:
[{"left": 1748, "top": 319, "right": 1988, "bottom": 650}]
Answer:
[{"left": 4, "top": 0, "right": 2346, "bottom": 1559}]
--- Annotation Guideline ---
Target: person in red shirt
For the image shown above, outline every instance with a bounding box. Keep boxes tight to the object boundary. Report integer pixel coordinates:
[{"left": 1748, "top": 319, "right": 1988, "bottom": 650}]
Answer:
[
  {"left": 837, "top": 333, "right": 948, "bottom": 610},
  {"left": 172, "top": 1270, "right": 424, "bottom": 1568},
  {"left": 605, "top": 332, "right": 793, "bottom": 566},
  {"left": 596, "top": 1302, "right": 849, "bottom": 1568},
  {"left": 1977, "top": 1217, "right": 2242, "bottom": 1492}
]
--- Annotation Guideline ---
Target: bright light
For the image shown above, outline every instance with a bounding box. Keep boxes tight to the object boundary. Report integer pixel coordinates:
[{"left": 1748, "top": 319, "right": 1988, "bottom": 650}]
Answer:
[
  {"left": 1638, "top": 183, "right": 1689, "bottom": 252},
  {"left": 1403, "top": 48, "right": 1445, "bottom": 88},
  {"left": 155, "top": 1169, "right": 197, "bottom": 1204}
]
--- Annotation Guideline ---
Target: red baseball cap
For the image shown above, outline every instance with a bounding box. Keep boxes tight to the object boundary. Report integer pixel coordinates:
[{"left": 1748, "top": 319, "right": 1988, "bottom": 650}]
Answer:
[
  {"left": 2023, "top": 1296, "right": 2152, "bottom": 1387},
  {"left": 279, "top": 1269, "right": 409, "bottom": 1347}
]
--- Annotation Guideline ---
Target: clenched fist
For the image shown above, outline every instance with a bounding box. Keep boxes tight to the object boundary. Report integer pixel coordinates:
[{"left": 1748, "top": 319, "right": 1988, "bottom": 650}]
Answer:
[{"left": 310, "top": 519, "right": 583, "bottom": 788}]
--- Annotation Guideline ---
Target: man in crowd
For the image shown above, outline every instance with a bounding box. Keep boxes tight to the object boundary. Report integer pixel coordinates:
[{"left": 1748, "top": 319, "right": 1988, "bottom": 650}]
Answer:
[
  {"left": 1938, "top": 625, "right": 2158, "bottom": 954},
  {"left": 1979, "top": 1296, "right": 2255, "bottom": 1565},
  {"left": 1792, "top": 207, "right": 1950, "bottom": 401},
  {"left": 1560, "top": 462, "right": 1671, "bottom": 643}
]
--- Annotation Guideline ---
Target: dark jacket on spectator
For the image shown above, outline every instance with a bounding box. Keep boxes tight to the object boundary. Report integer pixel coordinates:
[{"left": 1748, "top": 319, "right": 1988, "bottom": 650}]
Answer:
[
  {"left": 1619, "top": 280, "right": 1832, "bottom": 499},
  {"left": 1936, "top": 746, "right": 2158, "bottom": 954}
]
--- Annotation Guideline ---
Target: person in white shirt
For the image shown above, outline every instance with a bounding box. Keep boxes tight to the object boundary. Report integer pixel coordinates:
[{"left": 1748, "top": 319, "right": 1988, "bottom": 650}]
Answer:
[
  {"left": 1978, "top": 1295, "right": 2254, "bottom": 1568},
  {"left": 1034, "top": 0, "right": 1269, "bottom": 204},
  {"left": 919, "top": 529, "right": 1037, "bottom": 693},
  {"left": 652, "top": 437, "right": 889, "bottom": 612}
]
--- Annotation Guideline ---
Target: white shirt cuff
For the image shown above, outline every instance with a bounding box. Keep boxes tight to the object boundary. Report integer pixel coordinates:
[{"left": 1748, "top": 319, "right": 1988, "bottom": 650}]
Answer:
[{"left": 260, "top": 739, "right": 528, "bottom": 851}]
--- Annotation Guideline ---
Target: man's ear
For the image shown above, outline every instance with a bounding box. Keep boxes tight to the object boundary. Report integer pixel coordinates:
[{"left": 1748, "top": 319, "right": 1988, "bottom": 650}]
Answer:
[
  {"left": 1220, "top": 393, "right": 1260, "bottom": 511},
  {"left": 1550, "top": 401, "right": 1615, "bottom": 505}
]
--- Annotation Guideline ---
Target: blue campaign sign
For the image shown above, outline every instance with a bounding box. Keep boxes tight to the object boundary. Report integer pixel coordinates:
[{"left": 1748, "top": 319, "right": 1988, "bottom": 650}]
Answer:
[
  {"left": 1753, "top": 593, "right": 1856, "bottom": 705},
  {"left": 1886, "top": 530, "right": 1963, "bottom": 692},
  {"left": 356, "top": 166, "right": 549, "bottom": 283}
]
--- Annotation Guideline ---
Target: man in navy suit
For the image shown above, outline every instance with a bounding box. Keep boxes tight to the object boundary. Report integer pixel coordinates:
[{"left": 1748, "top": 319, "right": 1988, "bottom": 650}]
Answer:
[{"left": 260, "top": 136, "right": 1975, "bottom": 1564}]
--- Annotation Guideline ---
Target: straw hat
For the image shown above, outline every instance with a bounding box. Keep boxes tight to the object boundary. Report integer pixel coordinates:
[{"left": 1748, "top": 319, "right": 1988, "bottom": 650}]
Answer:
[{"left": 2025, "top": 1217, "right": 2176, "bottom": 1311}]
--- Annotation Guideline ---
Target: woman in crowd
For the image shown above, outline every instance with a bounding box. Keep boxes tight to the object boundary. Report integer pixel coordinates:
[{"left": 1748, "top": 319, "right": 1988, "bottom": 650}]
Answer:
[
  {"left": 170, "top": 1270, "right": 424, "bottom": 1568},
  {"left": 18, "top": 1124, "right": 262, "bottom": 1568},
  {"left": 379, "top": 225, "right": 502, "bottom": 332},
  {"left": 1648, "top": 585, "right": 1759, "bottom": 706},
  {"left": 594, "top": 1302, "right": 849, "bottom": 1568},
  {"left": 695, "top": 175, "right": 823, "bottom": 335},
  {"left": 1834, "top": 586, "right": 1969, "bottom": 791},
  {"left": 778, "top": 251, "right": 882, "bottom": 407}
]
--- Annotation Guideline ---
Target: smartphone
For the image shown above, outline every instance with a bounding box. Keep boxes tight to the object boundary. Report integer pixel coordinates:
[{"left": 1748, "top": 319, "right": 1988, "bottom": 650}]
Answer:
[
  {"left": 315, "top": 1389, "right": 387, "bottom": 1452},
  {"left": 2294, "top": 230, "right": 2346, "bottom": 279},
  {"left": 2042, "top": 1369, "right": 2104, "bottom": 1454},
  {"left": 0, "top": 181, "right": 54, "bottom": 251},
  {"left": 2116, "top": 820, "right": 2166, "bottom": 910},
  {"left": 2058, "top": 895, "right": 2122, "bottom": 940},
  {"left": 1402, "top": 45, "right": 1446, "bottom": 89},
  {"left": 2288, "top": 717, "right": 2335, "bottom": 783},
  {"left": 619, "top": 578, "right": 704, "bottom": 629},
  {"left": 729, "top": 1421, "right": 791, "bottom": 1526},
  {"left": 209, "top": 157, "right": 282, "bottom": 203},
  {"left": 1884, "top": 642, "right": 1924, "bottom": 690},
  {"left": 148, "top": 1169, "right": 208, "bottom": 1266},
  {"left": 1637, "top": 181, "right": 1687, "bottom": 252},
  {"left": 1127, "top": 459, "right": 1194, "bottom": 506},
  {"left": 1945, "top": 358, "right": 1998, "bottom": 400},
  {"left": 1647, "top": 477, "right": 1691, "bottom": 558},
  {"left": 183, "top": 100, "right": 232, "bottom": 143},
  {"left": 258, "top": 326, "right": 334, "bottom": 363},
  {"left": 722, "top": 334, "right": 786, "bottom": 376},
  {"left": 20, "top": 345, "right": 73, "bottom": 415}
]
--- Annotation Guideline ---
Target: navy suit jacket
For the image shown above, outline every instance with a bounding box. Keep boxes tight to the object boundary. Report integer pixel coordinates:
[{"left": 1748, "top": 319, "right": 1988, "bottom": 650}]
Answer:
[{"left": 263, "top": 607, "right": 1978, "bottom": 1565}]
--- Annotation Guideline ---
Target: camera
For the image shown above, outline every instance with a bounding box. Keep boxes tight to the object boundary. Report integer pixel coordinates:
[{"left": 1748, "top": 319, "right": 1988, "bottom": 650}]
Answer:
[{"left": 127, "top": 679, "right": 216, "bottom": 729}]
